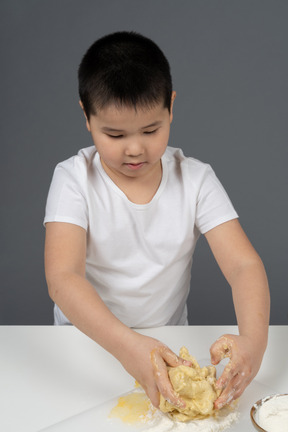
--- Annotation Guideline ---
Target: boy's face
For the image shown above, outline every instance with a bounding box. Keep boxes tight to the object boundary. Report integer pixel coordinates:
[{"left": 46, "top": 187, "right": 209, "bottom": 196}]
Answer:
[{"left": 82, "top": 92, "right": 176, "bottom": 183}]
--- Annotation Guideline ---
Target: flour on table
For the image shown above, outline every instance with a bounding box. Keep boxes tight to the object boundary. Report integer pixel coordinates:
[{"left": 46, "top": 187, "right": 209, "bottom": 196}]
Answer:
[{"left": 145, "top": 405, "right": 240, "bottom": 432}]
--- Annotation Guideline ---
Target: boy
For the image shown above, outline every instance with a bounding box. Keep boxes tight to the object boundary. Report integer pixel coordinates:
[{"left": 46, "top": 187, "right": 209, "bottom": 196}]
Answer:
[{"left": 44, "top": 31, "right": 270, "bottom": 410}]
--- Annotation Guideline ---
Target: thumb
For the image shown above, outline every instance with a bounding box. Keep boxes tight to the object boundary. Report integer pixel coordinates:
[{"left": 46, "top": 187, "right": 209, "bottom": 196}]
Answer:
[{"left": 210, "top": 336, "right": 232, "bottom": 365}]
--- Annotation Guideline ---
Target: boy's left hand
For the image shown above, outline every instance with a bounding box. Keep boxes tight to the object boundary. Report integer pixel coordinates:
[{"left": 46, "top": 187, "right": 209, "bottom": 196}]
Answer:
[{"left": 210, "top": 334, "right": 264, "bottom": 409}]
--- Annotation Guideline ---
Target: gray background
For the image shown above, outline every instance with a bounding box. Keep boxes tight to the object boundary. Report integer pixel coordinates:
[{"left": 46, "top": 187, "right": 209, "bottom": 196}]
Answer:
[{"left": 1, "top": 0, "right": 287, "bottom": 325}]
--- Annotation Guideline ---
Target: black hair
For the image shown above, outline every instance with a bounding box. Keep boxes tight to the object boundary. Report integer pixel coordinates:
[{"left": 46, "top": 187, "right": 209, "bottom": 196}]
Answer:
[{"left": 78, "top": 31, "right": 172, "bottom": 118}]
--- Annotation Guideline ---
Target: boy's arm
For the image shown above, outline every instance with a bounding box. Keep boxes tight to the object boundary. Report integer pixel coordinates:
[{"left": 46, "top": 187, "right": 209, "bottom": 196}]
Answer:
[
  {"left": 44, "top": 222, "right": 189, "bottom": 408},
  {"left": 204, "top": 219, "right": 270, "bottom": 409}
]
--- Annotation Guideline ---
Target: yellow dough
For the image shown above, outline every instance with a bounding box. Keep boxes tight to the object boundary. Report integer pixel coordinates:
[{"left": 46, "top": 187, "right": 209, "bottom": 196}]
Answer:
[
  {"left": 109, "top": 392, "right": 154, "bottom": 424},
  {"left": 159, "top": 347, "right": 221, "bottom": 421}
]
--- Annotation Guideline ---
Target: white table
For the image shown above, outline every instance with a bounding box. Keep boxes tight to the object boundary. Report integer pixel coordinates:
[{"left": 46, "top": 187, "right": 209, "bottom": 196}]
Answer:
[{"left": 1, "top": 325, "right": 287, "bottom": 432}]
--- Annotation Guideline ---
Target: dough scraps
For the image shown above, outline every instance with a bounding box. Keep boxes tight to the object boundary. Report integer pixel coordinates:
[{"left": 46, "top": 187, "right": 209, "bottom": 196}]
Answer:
[
  {"left": 109, "top": 391, "right": 156, "bottom": 424},
  {"left": 159, "top": 346, "right": 221, "bottom": 421}
]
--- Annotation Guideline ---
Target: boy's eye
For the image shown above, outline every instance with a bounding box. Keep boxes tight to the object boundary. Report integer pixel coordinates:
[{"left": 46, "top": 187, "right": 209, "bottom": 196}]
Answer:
[
  {"left": 144, "top": 129, "right": 157, "bottom": 135},
  {"left": 107, "top": 134, "right": 123, "bottom": 139}
]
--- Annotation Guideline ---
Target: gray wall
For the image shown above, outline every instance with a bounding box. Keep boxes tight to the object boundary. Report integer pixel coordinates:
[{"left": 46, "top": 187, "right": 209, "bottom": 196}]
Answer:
[{"left": 1, "top": 0, "right": 287, "bottom": 325}]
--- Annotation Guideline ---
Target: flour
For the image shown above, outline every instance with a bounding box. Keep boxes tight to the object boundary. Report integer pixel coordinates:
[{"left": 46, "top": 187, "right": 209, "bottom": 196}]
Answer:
[
  {"left": 145, "top": 404, "right": 240, "bottom": 432},
  {"left": 257, "top": 394, "right": 288, "bottom": 432}
]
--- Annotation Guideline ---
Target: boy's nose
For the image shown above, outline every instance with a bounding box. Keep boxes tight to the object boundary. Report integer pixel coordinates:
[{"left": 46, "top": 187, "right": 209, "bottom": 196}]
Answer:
[{"left": 124, "top": 139, "right": 144, "bottom": 157}]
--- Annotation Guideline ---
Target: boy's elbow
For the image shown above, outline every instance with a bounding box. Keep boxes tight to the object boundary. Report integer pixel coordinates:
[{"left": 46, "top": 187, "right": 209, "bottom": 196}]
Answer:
[
  {"left": 46, "top": 276, "right": 59, "bottom": 302},
  {"left": 46, "top": 270, "right": 82, "bottom": 302},
  {"left": 45, "top": 271, "right": 65, "bottom": 302}
]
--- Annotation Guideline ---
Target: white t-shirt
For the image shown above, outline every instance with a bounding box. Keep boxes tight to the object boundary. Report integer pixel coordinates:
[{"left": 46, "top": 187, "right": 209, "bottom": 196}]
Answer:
[{"left": 44, "top": 146, "right": 238, "bottom": 327}]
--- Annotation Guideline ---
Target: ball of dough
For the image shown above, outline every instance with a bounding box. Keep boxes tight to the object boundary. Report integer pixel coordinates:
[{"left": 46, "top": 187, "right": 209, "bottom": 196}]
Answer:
[{"left": 159, "top": 347, "right": 221, "bottom": 421}]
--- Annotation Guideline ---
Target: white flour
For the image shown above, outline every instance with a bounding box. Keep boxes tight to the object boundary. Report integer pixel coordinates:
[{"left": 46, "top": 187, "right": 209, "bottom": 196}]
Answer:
[
  {"left": 257, "top": 394, "right": 288, "bottom": 432},
  {"left": 145, "top": 405, "right": 240, "bottom": 432}
]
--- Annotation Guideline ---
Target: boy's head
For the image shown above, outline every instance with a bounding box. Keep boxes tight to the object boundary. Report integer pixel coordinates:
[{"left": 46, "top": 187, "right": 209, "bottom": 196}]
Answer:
[{"left": 78, "top": 31, "right": 173, "bottom": 119}]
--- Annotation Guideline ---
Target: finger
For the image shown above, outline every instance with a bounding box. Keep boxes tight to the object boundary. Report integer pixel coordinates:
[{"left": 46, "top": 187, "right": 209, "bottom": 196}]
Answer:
[
  {"left": 214, "top": 373, "right": 240, "bottom": 409},
  {"left": 214, "top": 366, "right": 251, "bottom": 410},
  {"left": 215, "top": 381, "right": 246, "bottom": 409},
  {"left": 151, "top": 349, "right": 185, "bottom": 409},
  {"left": 222, "top": 370, "right": 252, "bottom": 403},
  {"left": 145, "top": 382, "right": 161, "bottom": 408},
  {"left": 160, "top": 347, "right": 192, "bottom": 368},
  {"left": 210, "top": 336, "right": 232, "bottom": 365},
  {"left": 214, "top": 386, "right": 236, "bottom": 410},
  {"left": 216, "top": 360, "right": 238, "bottom": 390}
]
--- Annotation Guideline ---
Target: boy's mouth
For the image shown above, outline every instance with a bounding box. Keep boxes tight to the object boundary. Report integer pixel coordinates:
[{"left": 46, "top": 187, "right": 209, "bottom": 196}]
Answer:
[{"left": 125, "top": 162, "right": 145, "bottom": 170}]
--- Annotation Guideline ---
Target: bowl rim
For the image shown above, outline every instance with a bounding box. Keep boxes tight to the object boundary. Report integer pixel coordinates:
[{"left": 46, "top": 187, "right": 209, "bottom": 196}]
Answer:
[{"left": 250, "top": 393, "right": 288, "bottom": 431}]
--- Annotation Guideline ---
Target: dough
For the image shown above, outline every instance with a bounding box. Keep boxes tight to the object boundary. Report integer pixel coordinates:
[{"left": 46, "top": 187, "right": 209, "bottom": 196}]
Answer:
[
  {"left": 109, "top": 392, "right": 155, "bottom": 424},
  {"left": 159, "top": 347, "right": 221, "bottom": 421}
]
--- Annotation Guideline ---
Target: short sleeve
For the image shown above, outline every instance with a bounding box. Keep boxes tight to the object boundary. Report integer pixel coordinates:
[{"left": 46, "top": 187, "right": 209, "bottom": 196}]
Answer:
[
  {"left": 43, "top": 158, "right": 88, "bottom": 230},
  {"left": 195, "top": 165, "right": 238, "bottom": 234}
]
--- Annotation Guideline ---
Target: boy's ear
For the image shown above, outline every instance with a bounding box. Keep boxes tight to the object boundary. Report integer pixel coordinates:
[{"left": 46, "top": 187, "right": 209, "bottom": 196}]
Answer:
[
  {"left": 79, "top": 101, "right": 91, "bottom": 132},
  {"left": 169, "top": 91, "right": 176, "bottom": 123}
]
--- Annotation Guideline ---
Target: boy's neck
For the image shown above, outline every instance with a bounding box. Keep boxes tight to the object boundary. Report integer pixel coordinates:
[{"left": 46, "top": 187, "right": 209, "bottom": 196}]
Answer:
[{"left": 100, "top": 158, "right": 163, "bottom": 205}]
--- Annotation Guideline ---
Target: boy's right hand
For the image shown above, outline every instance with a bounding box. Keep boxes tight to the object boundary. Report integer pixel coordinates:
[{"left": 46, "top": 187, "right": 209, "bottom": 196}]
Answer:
[{"left": 117, "top": 332, "right": 191, "bottom": 408}]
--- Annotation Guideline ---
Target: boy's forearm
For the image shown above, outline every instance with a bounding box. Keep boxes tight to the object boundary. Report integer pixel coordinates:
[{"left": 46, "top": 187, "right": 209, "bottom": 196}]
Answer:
[
  {"left": 231, "top": 258, "right": 270, "bottom": 350},
  {"left": 47, "top": 273, "right": 136, "bottom": 359}
]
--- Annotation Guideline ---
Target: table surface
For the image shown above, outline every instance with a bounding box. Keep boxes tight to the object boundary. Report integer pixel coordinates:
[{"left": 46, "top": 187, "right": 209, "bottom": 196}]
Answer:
[{"left": 1, "top": 325, "right": 287, "bottom": 432}]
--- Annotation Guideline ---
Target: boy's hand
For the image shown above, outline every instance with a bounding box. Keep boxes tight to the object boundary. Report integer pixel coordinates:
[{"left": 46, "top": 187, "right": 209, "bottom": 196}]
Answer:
[
  {"left": 118, "top": 333, "right": 191, "bottom": 408},
  {"left": 210, "top": 334, "right": 263, "bottom": 409}
]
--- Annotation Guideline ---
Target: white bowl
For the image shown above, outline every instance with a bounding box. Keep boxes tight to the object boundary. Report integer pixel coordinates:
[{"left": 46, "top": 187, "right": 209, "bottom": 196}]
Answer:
[{"left": 250, "top": 393, "right": 288, "bottom": 431}]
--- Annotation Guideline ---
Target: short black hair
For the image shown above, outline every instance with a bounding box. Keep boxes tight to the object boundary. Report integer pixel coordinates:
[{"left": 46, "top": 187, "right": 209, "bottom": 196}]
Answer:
[{"left": 78, "top": 31, "right": 172, "bottom": 118}]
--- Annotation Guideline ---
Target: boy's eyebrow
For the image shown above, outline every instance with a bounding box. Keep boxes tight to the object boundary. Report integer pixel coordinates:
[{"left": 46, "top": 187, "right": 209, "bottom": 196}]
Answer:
[
  {"left": 101, "top": 127, "right": 125, "bottom": 133},
  {"left": 141, "top": 120, "right": 163, "bottom": 129},
  {"left": 101, "top": 121, "right": 163, "bottom": 133}
]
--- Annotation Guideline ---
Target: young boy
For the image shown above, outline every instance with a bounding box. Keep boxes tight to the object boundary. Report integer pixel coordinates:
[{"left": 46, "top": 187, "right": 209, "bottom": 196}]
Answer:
[{"left": 44, "top": 31, "right": 270, "bottom": 410}]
